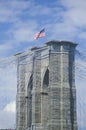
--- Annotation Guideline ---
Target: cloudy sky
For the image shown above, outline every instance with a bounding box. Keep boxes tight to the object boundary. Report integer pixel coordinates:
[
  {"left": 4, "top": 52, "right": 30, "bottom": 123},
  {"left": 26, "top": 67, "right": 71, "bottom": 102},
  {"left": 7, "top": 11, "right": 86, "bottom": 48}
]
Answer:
[{"left": 0, "top": 0, "right": 86, "bottom": 129}]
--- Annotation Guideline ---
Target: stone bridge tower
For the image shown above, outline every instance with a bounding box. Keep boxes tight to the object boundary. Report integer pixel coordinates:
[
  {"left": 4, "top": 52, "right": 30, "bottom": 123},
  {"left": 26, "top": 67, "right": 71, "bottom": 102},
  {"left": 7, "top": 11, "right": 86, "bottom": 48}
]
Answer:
[{"left": 16, "top": 40, "right": 78, "bottom": 130}]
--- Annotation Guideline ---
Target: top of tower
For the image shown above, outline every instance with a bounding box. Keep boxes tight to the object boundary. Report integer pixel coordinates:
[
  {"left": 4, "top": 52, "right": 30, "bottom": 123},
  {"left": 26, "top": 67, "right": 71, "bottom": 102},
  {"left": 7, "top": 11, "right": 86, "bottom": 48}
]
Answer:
[
  {"left": 14, "top": 40, "right": 78, "bottom": 57},
  {"left": 45, "top": 40, "right": 77, "bottom": 46}
]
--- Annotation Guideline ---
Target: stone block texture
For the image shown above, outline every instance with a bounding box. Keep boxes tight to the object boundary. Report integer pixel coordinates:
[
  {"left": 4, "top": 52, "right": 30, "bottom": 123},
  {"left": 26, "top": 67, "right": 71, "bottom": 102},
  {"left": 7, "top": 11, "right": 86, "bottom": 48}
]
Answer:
[{"left": 16, "top": 41, "right": 78, "bottom": 130}]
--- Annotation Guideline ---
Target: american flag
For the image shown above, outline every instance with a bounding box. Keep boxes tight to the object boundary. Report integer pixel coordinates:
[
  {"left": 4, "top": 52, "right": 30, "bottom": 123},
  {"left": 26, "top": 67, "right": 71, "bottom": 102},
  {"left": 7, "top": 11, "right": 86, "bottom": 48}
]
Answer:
[{"left": 34, "top": 28, "right": 45, "bottom": 40}]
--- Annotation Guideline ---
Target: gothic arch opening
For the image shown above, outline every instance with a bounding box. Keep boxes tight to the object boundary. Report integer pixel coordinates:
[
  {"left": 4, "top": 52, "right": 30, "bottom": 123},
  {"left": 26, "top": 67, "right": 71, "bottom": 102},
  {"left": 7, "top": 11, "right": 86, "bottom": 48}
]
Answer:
[
  {"left": 43, "top": 68, "right": 49, "bottom": 88},
  {"left": 28, "top": 74, "right": 33, "bottom": 127},
  {"left": 42, "top": 68, "right": 49, "bottom": 124},
  {"left": 28, "top": 74, "right": 33, "bottom": 91}
]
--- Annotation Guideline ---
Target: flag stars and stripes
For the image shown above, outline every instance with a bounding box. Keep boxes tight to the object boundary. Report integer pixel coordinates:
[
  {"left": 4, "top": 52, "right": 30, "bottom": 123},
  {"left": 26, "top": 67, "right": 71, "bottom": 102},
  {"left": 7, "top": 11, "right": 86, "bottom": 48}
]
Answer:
[{"left": 34, "top": 28, "right": 45, "bottom": 40}]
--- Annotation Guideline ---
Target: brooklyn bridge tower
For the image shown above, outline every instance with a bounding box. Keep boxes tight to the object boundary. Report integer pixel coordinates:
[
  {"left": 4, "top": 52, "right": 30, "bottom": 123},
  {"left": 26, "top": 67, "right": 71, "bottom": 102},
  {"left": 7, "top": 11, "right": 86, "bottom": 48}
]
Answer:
[{"left": 16, "top": 41, "right": 78, "bottom": 130}]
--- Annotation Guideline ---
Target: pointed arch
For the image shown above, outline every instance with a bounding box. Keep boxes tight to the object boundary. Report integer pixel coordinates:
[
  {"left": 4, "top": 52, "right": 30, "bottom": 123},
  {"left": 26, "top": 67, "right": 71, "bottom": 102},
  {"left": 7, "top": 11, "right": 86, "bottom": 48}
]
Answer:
[
  {"left": 43, "top": 68, "right": 49, "bottom": 88},
  {"left": 28, "top": 74, "right": 33, "bottom": 91},
  {"left": 27, "top": 73, "right": 33, "bottom": 127},
  {"left": 42, "top": 68, "right": 49, "bottom": 124}
]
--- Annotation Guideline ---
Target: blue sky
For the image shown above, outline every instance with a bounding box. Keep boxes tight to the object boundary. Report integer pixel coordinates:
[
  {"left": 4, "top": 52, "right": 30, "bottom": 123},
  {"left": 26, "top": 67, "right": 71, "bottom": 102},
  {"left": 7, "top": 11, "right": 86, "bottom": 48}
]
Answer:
[{"left": 0, "top": 0, "right": 86, "bottom": 129}]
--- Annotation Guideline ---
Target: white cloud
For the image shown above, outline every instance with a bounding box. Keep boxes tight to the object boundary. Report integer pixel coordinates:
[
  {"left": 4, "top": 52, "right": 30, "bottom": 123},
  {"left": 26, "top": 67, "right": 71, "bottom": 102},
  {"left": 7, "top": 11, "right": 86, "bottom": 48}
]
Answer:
[
  {"left": 29, "top": 5, "right": 52, "bottom": 16},
  {"left": 60, "top": 0, "right": 86, "bottom": 27},
  {"left": 4, "top": 101, "right": 16, "bottom": 113},
  {"left": 0, "top": 0, "right": 31, "bottom": 23},
  {"left": 78, "top": 32, "right": 86, "bottom": 39},
  {"left": 0, "top": 43, "right": 13, "bottom": 56},
  {"left": 0, "top": 101, "right": 16, "bottom": 129},
  {"left": 0, "top": 61, "right": 17, "bottom": 106},
  {"left": 11, "top": 21, "right": 38, "bottom": 42},
  {"left": 61, "top": 0, "right": 86, "bottom": 8},
  {"left": 0, "top": 60, "right": 17, "bottom": 128}
]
